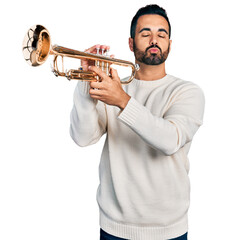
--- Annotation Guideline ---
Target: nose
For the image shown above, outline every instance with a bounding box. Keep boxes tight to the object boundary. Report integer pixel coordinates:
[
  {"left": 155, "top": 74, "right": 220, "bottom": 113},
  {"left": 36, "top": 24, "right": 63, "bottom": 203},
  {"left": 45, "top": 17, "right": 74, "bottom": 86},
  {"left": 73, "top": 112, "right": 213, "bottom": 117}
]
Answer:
[{"left": 149, "top": 35, "right": 158, "bottom": 45}]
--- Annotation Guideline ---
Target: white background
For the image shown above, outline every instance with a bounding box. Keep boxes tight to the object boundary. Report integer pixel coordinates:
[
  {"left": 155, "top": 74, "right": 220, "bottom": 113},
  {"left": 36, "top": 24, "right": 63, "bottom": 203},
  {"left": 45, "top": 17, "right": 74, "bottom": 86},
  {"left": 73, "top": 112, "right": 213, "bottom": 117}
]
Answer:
[{"left": 0, "top": 0, "right": 227, "bottom": 239}]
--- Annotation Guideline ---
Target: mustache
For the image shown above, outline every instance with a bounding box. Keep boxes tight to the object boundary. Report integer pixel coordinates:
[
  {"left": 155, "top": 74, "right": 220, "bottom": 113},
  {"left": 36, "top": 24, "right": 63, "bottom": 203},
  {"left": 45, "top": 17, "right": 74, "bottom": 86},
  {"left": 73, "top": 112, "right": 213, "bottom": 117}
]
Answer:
[{"left": 146, "top": 44, "right": 162, "bottom": 53}]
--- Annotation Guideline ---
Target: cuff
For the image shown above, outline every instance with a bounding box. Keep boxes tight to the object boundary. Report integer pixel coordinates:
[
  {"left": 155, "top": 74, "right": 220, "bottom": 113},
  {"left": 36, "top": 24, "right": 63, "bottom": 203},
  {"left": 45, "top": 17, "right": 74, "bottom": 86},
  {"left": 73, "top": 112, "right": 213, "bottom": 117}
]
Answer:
[
  {"left": 77, "top": 81, "right": 91, "bottom": 95},
  {"left": 117, "top": 97, "right": 142, "bottom": 126},
  {"left": 74, "top": 81, "right": 98, "bottom": 105}
]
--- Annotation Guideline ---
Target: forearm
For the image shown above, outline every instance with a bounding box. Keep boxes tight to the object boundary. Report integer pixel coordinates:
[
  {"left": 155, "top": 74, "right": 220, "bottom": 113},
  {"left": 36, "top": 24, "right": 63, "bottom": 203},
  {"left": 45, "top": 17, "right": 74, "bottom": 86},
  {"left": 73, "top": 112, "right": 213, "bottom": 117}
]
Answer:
[
  {"left": 118, "top": 97, "right": 192, "bottom": 156},
  {"left": 70, "top": 81, "right": 107, "bottom": 147}
]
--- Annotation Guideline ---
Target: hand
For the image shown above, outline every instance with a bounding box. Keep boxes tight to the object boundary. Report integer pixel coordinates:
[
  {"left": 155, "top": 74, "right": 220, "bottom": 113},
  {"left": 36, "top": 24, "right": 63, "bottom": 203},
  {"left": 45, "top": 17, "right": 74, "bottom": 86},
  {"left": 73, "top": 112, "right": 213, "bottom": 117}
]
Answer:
[
  {"left": 82, "top": 44, "right": 112, "bottom": 71},
  {"left": 89, "top": 66, "right": 131, "bottom": 110}
]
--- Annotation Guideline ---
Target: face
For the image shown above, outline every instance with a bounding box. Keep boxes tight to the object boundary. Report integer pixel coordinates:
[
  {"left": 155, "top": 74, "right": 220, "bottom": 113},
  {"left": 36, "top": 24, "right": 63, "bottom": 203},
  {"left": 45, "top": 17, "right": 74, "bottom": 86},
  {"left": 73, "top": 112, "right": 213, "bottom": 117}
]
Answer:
[{"left": 129, "top": 14, "right": 172, "bottom": 66}]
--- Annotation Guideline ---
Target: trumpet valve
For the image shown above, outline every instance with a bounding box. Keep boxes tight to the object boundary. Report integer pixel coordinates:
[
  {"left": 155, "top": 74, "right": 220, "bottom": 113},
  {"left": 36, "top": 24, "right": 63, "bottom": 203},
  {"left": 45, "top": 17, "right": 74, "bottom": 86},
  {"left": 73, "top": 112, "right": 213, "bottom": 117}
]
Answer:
[{"left": 96, "top": 46, "right": 100, "bottom": 55}]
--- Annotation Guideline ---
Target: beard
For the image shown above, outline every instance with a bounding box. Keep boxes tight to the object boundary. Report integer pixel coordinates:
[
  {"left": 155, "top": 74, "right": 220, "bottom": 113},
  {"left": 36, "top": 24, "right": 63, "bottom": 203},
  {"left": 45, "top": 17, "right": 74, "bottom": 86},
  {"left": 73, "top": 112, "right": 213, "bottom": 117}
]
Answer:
[{"left": 133, "top": 41, "right": 170, "bottom": 65}]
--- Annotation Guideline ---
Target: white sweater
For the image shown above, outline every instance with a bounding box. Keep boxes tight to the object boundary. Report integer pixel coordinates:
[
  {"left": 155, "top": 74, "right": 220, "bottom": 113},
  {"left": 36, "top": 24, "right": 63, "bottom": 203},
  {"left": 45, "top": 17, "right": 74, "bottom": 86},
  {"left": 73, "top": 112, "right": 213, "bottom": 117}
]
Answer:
[{"left": 70, "top": 74, "right": 205, "bottom": 240}]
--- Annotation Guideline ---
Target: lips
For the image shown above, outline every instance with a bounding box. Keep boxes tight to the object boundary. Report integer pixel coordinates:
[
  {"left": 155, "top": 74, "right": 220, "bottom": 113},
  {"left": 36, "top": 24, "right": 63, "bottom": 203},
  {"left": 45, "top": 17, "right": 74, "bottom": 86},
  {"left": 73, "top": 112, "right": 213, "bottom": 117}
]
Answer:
[{"left": 149, "top": 48, "right": 159, "bottom": 53}]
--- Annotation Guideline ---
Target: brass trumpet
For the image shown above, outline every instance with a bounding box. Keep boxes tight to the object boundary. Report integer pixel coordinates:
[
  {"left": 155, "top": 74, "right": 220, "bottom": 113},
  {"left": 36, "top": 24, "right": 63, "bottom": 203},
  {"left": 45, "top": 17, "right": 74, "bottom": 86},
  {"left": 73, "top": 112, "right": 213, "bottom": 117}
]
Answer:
[{"left": 22, "top": 25, "right": 139, "bottom": 84}]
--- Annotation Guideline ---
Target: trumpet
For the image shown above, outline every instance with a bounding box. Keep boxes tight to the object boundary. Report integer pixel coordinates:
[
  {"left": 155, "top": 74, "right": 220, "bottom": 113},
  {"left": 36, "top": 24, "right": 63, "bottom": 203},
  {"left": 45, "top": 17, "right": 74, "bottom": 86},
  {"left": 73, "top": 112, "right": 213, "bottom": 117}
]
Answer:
[{"left": 22, "top": 25, "right": 139, "bottom": 84}]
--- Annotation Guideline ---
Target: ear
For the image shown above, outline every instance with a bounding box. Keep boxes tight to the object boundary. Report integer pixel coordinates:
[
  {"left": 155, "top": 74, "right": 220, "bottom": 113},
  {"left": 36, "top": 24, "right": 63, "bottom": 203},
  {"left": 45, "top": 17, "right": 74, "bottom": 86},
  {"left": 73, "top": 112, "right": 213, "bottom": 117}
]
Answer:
[
  {"left": 169, "top": 39, "right": 172, "bottom": 52},
  {"left": 129, "top": 37, "right": 134, "bottom": 52}
]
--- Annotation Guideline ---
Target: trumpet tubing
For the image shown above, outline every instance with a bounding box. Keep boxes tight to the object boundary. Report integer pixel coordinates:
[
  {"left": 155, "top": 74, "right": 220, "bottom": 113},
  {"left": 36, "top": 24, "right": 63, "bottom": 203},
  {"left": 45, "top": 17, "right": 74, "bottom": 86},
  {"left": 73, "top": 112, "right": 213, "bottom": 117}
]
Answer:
[{"left": 22, "top": 25, "right": 139, "bottom": 84}]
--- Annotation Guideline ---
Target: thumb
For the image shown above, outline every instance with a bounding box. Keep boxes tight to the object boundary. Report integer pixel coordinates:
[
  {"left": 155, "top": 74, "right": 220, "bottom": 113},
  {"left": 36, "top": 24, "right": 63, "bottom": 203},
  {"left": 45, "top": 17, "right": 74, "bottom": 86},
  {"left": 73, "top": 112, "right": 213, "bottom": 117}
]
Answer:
[{"left": 110, "top": 67, "right": 120, "bottom": 82}]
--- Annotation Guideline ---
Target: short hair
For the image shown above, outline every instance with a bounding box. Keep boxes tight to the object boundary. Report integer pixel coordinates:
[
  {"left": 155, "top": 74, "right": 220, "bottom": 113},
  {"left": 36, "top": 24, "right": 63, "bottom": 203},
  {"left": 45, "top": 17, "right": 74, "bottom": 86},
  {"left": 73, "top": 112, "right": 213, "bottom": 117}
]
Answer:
[{"left": 130, "top": 4, "right": 171, "bottom": 39}]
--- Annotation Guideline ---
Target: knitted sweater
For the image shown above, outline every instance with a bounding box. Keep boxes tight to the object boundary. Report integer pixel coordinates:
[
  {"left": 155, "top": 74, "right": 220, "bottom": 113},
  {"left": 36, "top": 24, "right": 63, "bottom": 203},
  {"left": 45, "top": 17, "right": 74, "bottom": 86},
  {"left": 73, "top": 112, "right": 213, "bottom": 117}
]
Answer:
[{"left": 70, "top": 74, "right": 205, "bottom": 240}]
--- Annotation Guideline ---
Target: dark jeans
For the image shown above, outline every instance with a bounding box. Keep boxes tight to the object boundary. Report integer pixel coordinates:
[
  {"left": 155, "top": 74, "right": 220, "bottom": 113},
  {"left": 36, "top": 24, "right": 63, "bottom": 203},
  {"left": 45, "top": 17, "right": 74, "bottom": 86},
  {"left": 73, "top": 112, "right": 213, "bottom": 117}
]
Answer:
[{"left": 100, "top": 228, "right": 188, "bottom": 240}]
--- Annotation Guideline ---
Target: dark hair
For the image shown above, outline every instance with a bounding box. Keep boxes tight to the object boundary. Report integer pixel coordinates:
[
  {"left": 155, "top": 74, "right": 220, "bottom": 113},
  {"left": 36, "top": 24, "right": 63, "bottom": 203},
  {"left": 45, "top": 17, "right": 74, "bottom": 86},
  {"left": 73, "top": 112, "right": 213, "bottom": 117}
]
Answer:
[{"left": 130, "top": 4, "right": 171, "bottom": 39}]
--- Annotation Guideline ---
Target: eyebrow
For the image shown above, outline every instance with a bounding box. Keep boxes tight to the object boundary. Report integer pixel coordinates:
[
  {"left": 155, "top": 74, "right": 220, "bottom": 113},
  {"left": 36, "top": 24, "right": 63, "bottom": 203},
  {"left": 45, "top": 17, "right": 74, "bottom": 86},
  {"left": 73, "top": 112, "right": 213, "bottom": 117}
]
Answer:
[
  {"left": 139, "top": 27, "right": 168, "bottom": 35},
  {"left": 158, "top": 28, "right": 168, "bottom": 35},
  {"left": 139, "top": 28, "right": 151, "bottom": 33}
]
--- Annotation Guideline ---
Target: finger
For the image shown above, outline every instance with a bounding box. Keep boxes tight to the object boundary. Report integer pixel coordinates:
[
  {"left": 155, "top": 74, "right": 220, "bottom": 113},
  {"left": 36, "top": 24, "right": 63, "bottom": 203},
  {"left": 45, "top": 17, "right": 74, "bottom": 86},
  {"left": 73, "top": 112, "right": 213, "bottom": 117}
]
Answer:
[
  {"left": 110, "top": 67, "right": 120, "bottom": 81},
  {"left": 81, "top": 61, "right": 90, "bottom": 71},
  {"left": 90, "top": 94, "right": 102, "bottom": 101},
  {"left": 84, "top": 44, "right": 101, "bottom": 53},
  {"left": 81, "top": 47, "right": 95, "bottom": 71},
  {"left": 100, "top": 45, "right": 110, "bottom": 54},
  {"left": 81, "top": 45, "right": 101, "bottom": 70},
  {"left": 90, "top": 81, "right": 103, "bottom": 89},
  {"left": 89, "top": 66, "right": 108, "bottom": 80},
  {"left": 89, "top": 88, "right": 102, "bottom": 96}
]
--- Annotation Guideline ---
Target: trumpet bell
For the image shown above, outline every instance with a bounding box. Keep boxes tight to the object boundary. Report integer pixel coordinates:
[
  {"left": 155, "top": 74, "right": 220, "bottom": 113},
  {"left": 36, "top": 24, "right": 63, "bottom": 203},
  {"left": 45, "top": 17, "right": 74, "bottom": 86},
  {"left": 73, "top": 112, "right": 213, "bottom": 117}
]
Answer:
[{"left": 22, "top": 25, "right": 51, "bottom": 66}]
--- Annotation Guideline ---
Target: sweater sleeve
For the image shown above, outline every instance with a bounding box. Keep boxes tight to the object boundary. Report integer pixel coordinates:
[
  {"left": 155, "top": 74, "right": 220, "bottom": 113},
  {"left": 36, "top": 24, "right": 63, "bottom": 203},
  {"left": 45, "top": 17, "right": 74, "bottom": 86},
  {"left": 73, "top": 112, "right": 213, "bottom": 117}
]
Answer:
[
  {"left": 117, "top": 83, "right": 205, "bottom": 155},
  {"left": 70, "top": 81, "right": 107, "bottom": 147}
]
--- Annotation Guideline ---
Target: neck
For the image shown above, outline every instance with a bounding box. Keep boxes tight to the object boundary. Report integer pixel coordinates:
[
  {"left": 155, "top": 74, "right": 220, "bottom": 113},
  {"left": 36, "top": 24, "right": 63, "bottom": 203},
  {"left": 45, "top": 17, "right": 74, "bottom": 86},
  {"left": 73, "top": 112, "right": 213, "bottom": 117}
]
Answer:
[{"left": 135, "top": 61, "right": 167, "bottom": 81}]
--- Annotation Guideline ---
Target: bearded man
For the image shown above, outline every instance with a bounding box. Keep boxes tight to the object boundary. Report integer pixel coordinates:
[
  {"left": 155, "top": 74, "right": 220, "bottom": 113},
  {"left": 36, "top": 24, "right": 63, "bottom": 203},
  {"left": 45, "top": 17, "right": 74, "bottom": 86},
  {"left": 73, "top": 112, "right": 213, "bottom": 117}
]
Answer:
[{"left": 70, "top": 4, "right": 205, "bottom": 240}]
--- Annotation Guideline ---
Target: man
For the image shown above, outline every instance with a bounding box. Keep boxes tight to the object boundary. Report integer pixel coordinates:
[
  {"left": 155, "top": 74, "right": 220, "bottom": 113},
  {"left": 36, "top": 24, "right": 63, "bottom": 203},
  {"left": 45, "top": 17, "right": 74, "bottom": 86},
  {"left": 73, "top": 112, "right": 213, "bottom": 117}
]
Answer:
[{"left": 70, "top": 4, "right": 205, "bottom": 240}]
